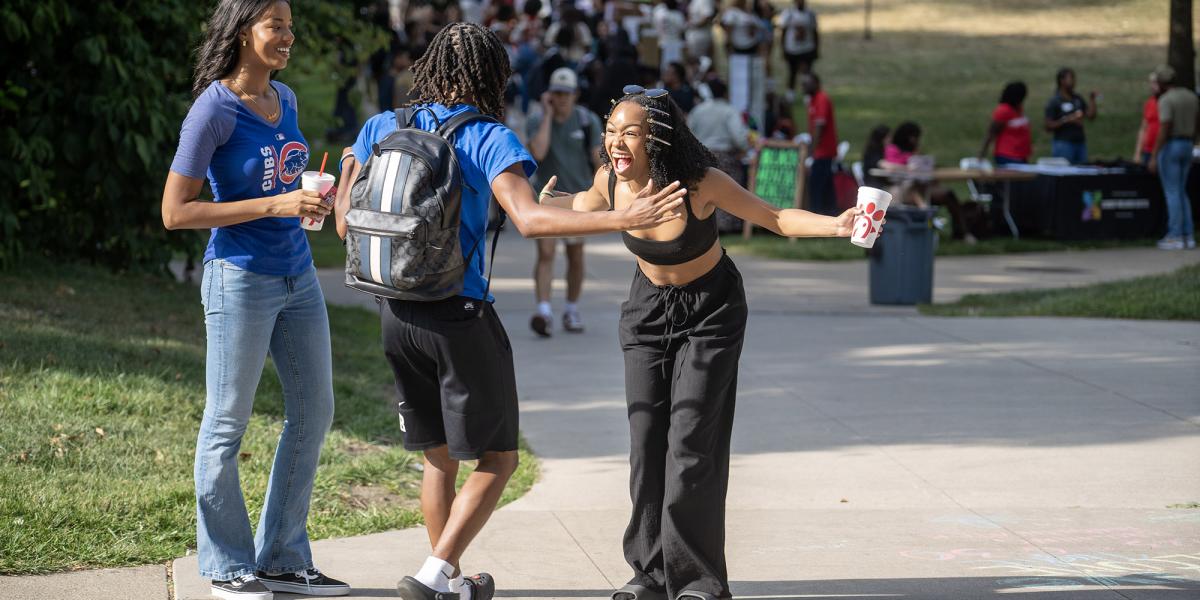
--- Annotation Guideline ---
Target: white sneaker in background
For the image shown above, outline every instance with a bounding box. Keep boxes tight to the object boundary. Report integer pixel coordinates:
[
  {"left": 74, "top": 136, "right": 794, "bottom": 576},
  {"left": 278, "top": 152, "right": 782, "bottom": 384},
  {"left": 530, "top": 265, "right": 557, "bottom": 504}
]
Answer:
[
  {"left": 562, "top": 310, "right": 585, "bottom": 333},
  {"left": 1157, "top": 237, "right": 1185, "bottom": 250}
]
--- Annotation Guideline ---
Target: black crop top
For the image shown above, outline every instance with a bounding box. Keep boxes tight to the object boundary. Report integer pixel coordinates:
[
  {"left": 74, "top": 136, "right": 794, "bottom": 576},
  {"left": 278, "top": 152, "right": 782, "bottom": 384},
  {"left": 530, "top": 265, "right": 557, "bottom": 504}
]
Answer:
[{"left": 608, "top": 170, "right": 719, "bottom": 266}]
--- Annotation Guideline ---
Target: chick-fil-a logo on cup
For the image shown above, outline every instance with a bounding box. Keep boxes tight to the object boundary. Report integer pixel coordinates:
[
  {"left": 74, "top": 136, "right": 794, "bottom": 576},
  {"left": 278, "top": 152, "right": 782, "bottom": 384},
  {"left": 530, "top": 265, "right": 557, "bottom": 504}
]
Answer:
[{"left": 850, "top": 187, "right": 892, "bottom": 248}]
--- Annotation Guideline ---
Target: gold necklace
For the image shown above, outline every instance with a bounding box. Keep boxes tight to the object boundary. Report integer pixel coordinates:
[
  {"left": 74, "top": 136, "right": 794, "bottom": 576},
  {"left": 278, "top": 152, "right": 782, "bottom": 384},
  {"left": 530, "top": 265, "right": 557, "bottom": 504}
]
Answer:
[{"left": 231, "top": 78, "right": 279, "bottom": 121}]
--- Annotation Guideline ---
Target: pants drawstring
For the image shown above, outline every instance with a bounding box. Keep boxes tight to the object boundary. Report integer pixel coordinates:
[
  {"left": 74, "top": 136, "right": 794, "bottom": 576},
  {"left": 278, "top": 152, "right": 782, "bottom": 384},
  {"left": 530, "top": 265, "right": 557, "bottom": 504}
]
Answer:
[{"left": 656, "top": 285, "right": 691, "bottom": 379}]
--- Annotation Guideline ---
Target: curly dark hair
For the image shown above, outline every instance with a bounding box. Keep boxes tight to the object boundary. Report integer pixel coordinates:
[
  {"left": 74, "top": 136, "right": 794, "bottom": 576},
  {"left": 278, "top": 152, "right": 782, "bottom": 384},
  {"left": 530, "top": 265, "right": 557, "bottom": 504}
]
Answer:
[
  {"left": 999, "top": 81, "right": 1027, "bottom": 108},
  {"left": 409, "top": 22, "right": 511, "bottom": 119},
  {"left": 191, "top": 0, "right": 285, "bottom": 98},
  {"left": 600, "top": 93, "right": 717, "bottom": 193}
]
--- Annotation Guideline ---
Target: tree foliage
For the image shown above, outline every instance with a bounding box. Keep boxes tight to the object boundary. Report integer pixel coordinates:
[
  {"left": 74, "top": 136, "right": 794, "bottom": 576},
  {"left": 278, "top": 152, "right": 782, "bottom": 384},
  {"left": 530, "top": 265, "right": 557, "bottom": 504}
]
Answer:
[{"left": 0, "top": 0, "right": 388, "bottom": 271}]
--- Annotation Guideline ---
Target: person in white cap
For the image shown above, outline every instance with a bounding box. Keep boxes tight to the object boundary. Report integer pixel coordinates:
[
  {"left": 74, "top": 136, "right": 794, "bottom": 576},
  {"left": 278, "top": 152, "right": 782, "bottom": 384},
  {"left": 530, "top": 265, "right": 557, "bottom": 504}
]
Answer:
[{"left": 526, "top": 67, "right": 603, "bottom": 336}]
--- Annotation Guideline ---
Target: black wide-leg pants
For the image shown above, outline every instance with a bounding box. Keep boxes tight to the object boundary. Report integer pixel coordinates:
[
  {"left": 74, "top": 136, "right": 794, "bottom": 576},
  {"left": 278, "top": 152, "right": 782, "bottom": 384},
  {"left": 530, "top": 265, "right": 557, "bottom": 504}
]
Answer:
[{"left": 618, "top": 254, "right": 748, "bottom": 600}]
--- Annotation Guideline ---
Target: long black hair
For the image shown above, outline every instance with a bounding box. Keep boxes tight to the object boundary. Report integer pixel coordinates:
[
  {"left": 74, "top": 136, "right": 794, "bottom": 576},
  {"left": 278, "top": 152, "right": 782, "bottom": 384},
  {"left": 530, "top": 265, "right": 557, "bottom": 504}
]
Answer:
[
  {"left": 600, "top": 93, "right": 717, "bottom": 192},
  {"left": 863, "top": 124, "right": 890, "bottom": 158},
  {"left": 1000, "top": 81, "right": 1027, "bottom": 108},
  {"left": 409, "top": 22, "right": 512, "bottom": 119},
  {"left": 892, "top": 121, "right": 921, "bottom": 153},
  {"left": 192, "top": 0, "right": 286, "bottom": 98}
]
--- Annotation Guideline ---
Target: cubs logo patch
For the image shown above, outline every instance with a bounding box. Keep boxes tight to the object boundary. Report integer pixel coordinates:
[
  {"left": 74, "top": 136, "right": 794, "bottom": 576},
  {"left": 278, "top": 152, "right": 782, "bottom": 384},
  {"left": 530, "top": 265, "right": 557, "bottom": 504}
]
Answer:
[{"left": 278, "top": 141, "right": 308, "bottom": 186}]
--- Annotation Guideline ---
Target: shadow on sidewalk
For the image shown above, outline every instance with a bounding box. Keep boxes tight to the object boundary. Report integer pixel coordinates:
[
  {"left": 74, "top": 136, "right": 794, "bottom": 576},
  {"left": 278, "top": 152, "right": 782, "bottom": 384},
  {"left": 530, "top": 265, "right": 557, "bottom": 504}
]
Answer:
[{"left": 494, "top": 573, "right": 1200, "bottom": 598}]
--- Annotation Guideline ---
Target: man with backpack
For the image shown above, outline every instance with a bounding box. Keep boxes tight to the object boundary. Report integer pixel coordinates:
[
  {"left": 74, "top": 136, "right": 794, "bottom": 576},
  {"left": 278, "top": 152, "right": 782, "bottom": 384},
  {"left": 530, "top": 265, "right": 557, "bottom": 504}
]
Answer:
[
  {"left": 332, "top": 23, "right": 687, "bottom": 600},
  {"left": 526, "top": 68, "right": 602, "bottom": 337}
]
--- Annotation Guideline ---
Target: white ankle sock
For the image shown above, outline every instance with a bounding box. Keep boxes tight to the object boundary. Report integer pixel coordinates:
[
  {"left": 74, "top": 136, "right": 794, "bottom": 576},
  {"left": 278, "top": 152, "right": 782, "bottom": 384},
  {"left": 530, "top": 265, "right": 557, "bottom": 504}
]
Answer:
[
  {"left": 450, "top": 575, "right": 473, "bottom": 600},
  {"left": 564, "top": 302, "right": 579, "bottom": 315},
  {"left": 414, "top": 556, "right": 456, "bottom": 593},
  {"left": 537, "top": 301, "right": 553, "bottom": 317}
]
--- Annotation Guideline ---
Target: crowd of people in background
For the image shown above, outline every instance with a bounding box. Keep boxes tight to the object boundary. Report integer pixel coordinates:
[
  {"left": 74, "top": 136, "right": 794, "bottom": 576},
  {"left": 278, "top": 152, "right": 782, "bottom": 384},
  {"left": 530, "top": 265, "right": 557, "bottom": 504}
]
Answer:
[
  {"left": 331, "top": 0, "right": 829, "bottom": 333},
  {"left": 338, "top": 0, "right": 822, "bottom": 176},
  {"left": 331, "top": 0, "right": 1197, "bottom": 265}
]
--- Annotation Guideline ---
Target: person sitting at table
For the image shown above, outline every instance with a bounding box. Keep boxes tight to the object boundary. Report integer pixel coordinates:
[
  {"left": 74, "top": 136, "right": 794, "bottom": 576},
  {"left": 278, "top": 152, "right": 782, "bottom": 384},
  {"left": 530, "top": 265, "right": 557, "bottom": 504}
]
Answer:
[
  {"left": 979, "top": 81, "right": 1031, "bottom": 165},
  {"left": 882, "top": 121, "right": 976, "bottom": 243},
  {"left": 860, "top": 124, "right": 890, "bottom": 188},
  {"left": 1044, "top": 67, "right": 1098, "bottom": 165}
]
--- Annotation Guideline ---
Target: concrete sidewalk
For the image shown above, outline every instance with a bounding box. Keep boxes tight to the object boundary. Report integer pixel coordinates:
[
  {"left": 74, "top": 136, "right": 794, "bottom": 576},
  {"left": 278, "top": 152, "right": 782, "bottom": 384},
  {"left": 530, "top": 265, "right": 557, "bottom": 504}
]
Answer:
[
  {"left": 320, "top": 232, "right": 1200, "bottom": 315},
  {"left": 10, "top": 235, "right": 1198, "bottom": 600}
]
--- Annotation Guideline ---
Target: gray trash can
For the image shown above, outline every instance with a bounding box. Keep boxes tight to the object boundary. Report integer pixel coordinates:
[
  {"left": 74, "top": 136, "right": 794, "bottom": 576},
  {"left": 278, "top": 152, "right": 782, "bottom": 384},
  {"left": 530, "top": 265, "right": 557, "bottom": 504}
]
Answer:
[{"left": 868, "top": 207, "right": 936, "bottom": 305}]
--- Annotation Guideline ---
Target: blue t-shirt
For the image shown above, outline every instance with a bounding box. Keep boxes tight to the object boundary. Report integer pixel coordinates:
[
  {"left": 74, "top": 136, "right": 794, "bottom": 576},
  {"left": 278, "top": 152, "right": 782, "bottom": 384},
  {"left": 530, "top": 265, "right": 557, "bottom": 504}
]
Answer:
[
  {"left": 349, "top": 104, "right": 536, "bottom": 301},
  {"left": 170, "top": 80, "right": 312, "bottom": 276}
]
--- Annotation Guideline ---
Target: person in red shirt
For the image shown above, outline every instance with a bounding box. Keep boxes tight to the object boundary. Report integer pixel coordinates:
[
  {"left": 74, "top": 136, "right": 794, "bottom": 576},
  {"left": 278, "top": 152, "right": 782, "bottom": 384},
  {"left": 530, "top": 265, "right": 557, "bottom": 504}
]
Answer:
[
  {"left": 979, "top": 81, "right": 1032, "bottom": 165},
  {"left": 1134, "top": 74, "right": 1162, "bottom": 167},
  {"left": 803, "top": 73, "right": 838, "bottom": 215}
]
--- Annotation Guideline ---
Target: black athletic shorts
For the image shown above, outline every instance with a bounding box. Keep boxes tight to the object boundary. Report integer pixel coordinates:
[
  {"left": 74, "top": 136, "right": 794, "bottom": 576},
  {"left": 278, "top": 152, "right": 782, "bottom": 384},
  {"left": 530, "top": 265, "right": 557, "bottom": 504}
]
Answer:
[
  {"left": 379, "top": 296, "right": 519, "bottom": 460},
  {"left": 785, "top": 50, "right": 817, "bottom": 69}
]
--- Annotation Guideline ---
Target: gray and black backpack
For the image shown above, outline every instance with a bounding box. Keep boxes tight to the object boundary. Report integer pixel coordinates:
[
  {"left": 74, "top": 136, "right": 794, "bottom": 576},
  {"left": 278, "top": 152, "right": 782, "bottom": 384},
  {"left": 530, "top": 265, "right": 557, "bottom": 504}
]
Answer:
[{"left": 345, "top": 107, "right": 503, "bottom": 302}]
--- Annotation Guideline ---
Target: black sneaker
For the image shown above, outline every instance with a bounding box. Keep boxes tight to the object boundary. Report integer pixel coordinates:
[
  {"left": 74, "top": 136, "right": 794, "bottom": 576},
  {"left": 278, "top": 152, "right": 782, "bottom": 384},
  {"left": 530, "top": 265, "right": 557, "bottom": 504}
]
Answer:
[
  {"left": 530, "top": 313, "right": 552, "bottom": 337},
  {"left": 211, "top": 575, "right": 273, "bottom": 600},
  {"left": 256, "top": 568, "right": 350, "bottom": 596},
  {"left": 397, "top": 575, "right": 459, "bottom": 600}
]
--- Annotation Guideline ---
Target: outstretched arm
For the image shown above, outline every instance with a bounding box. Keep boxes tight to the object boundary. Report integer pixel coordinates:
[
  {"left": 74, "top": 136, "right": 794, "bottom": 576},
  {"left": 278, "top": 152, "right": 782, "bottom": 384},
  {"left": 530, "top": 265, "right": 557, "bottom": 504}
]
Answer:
[
  {"left": 333, "top": 159, "right": 685, "bottom": 239},
  {"left": 492, "top": 165, "right": 685, "bottom": 237},
  {"left": 536, "top": 167, "right": 621, "bottom": 212},
  {"left": 700, "top": 168, "right": 858, "bottom": 237}
]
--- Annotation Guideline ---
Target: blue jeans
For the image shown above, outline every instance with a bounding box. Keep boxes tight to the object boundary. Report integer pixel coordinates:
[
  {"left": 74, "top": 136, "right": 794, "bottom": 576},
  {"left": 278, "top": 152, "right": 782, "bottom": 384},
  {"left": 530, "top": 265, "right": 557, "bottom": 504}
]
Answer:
[
  {"left": 1052, "top": 139, "right": 1088, "bottom": 164},
  {"left": 196, "top": 260, "right": 334, "bottom": 580},
  {"left": 1158, "top": 138, "right": 1196, "bottom": 239}
]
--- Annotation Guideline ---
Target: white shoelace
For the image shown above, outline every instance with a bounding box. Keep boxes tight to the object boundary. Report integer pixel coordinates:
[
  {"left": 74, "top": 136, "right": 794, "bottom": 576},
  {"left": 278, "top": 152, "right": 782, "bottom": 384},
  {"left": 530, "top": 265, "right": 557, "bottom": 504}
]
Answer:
[
  {"left": 295, "top": 568, "right": 321, "bottom": 592},
  {"left": 234, "top": 574, "right": 259, "bottom": 587}
]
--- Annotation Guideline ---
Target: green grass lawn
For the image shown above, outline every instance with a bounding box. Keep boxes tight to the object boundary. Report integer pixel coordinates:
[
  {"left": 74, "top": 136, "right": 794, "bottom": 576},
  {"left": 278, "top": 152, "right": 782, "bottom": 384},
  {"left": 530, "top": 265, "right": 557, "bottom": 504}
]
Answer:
[
  {"left": 0, "top": 264, "right": 537, "bottom": 574},
  {"left": 799, "top": 0, "right": 1165, "bottom": 165},
  {"left": 721, "top": 233, "right": 1155, "bottom": 261},
  {"left": 308, "top": 225, "right": 347, "bottom": 270},
  {"left": 920, "top": 263, "right": 1200, "bottom": 320}
]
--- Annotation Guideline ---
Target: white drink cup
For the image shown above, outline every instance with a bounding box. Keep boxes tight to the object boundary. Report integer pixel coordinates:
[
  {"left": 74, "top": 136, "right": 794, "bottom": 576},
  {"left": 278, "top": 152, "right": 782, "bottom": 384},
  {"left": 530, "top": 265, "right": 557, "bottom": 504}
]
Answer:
[
  {"left": 850, "top": 186, "right": 892, "bottom": 248},
  {"left": 300, "top": 171, "right": 336, "bottom": 231}
]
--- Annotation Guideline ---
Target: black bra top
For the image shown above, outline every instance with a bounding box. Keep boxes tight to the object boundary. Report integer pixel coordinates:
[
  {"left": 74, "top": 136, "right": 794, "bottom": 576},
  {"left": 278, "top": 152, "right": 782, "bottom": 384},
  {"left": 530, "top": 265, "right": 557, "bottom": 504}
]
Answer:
[{"left": 608, "top": 170, "right": 719, "bottom": 266}]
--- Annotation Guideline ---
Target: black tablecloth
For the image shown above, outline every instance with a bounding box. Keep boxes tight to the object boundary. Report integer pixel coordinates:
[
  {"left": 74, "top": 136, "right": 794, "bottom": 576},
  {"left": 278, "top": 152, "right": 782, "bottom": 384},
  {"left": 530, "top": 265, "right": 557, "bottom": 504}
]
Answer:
[{"left": 990, "top": 167, "right": 1200, "bottom": 240}]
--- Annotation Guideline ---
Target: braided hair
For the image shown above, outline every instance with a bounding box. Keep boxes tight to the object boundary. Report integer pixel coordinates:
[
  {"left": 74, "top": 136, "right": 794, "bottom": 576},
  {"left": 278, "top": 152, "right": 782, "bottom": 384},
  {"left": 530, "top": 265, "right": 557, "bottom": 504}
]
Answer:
[
  {"left": 409, "top": 22, "right": 511, "bottom": 119},
  {"left": 600, "top": 94, "right": 717, "bottom": 193}
]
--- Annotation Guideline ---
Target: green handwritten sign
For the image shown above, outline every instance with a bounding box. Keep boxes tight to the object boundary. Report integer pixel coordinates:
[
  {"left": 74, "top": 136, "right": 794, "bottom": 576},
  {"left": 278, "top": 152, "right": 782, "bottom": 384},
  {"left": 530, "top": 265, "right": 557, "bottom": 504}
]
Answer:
[{"left": 752, "top": 145, "right": 801, "bottom": 209}]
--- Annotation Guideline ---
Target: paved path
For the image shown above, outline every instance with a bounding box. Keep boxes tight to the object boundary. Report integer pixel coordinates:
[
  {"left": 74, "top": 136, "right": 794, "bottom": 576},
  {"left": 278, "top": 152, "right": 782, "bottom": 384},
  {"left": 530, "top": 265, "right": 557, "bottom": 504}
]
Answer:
[{"left": 10, "top": 235, "right": 1198, "bottom": 600}]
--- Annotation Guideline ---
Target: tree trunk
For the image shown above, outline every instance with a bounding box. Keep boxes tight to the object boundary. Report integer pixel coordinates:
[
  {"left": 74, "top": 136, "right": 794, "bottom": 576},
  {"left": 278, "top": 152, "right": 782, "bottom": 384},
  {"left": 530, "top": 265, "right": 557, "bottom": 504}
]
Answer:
[
  {"left": 864, "top": 0, "right": 872, "bottom": 41},
  {"left": 1168, "top": 0, "right": 1195, "bottom": 90}
]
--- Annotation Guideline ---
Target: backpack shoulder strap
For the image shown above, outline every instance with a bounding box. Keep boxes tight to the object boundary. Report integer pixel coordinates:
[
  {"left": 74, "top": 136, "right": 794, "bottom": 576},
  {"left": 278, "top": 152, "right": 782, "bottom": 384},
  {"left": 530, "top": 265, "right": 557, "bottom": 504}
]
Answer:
[
  {"left": 394, "top": 107, "right": 411, "bottom": 129},
  {"left": 577, "top": 107, "right": 594, "bottom": 161},
  {"left": 436, "top": 111, "right": 500, "bottom": 140},
  {"left": 478, "top": 210, "right": 506, "bottom": 315}
]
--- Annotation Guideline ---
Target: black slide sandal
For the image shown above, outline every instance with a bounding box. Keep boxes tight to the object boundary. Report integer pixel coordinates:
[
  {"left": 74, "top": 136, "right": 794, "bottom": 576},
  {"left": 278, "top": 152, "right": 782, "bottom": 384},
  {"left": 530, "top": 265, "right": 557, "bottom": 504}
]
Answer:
[
  {"left": 612, "top": 584, "right": 668, "bottom": 600},
  {"left": 463, "top": 573, "right": 495, "bottom": 600},
  {"left": 676, "top": 591, "right": 721, "bottom": 600}
]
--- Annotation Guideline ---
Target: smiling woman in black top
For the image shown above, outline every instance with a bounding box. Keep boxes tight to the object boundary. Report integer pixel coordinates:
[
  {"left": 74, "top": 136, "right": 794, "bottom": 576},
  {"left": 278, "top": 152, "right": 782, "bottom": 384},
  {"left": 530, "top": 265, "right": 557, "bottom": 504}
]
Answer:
[{"left": 539, "top": 87, "right": 861, "bottom": 600}]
